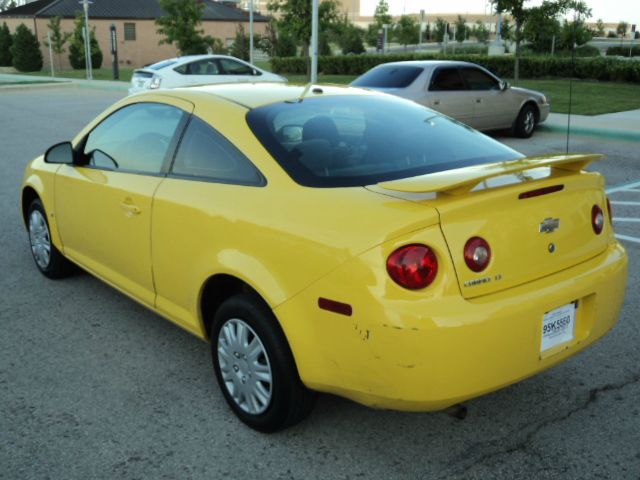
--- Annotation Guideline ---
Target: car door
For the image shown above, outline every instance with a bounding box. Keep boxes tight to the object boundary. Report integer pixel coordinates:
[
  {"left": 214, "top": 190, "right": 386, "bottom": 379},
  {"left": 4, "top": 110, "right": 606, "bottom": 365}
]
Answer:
[
  {"left": 459, "top": 66, "right": 513, "bottom": 130},
  {"left": 424, "top": 67, "right": 477, "bottom": 127},
  {"left": 54, "top": 100, "right": 192, "bottom": 307}
]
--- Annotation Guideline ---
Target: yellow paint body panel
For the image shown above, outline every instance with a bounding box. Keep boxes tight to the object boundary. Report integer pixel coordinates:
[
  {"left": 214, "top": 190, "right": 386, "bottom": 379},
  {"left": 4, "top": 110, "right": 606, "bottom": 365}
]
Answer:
[{"left": 21, "top": 84, "right": 629, "bottom": 412}]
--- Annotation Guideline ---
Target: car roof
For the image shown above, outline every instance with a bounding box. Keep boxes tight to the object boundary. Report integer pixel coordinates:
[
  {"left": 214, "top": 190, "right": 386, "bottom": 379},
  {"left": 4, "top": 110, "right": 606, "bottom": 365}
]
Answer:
[
  {"left": 168, "top": 83, "right": 380, "bottom": 109},
  {"left": 374, "top": 60, "right": 477, "bottom": 68}
]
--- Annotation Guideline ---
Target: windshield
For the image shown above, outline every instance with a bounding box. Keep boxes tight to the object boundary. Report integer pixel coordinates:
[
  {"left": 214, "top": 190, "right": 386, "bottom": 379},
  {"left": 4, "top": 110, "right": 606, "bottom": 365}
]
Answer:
[
  {"left": 246, "top": 95, "right": 523, "bottom": 188},
  {"left": 351, "top": 65, "right": 424, "bottom": 89}
]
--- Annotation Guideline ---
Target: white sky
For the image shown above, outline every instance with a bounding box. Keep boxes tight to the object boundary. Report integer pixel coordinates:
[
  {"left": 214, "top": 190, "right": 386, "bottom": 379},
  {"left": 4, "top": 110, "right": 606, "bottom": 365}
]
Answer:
[{"left": 359, "top": 0, "right": 640, "bottom": 24}]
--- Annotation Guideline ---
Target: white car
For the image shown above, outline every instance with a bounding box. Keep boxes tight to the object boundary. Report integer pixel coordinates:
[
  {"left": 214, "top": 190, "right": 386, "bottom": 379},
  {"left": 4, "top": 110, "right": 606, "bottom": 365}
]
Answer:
[
  {"left": 352, "top": 60, "right": 550, "bottom": 138},
  {"left": 128, "top": 55, "right": 287, "bottom": 95}
]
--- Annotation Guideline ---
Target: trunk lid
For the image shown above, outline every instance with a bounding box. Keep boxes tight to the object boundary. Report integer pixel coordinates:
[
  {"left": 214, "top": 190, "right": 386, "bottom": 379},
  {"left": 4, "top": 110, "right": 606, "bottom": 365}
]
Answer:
[{"left": 372, "top": 154, "right": 611, "bottom": 298}]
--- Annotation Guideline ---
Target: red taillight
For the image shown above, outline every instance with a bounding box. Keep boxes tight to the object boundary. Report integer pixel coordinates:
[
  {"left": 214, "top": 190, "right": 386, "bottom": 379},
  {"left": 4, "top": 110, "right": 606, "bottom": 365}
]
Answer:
[
  {"left": 606, "top": 197, "right": 613, "bottom": 226},
  {"left": 464, "top": 237, "right": 492, "bottom": 272},
  {"left": 592, "top": 204, "right": 604, "bottom": 234},
  {"left": 387, "top": 244, "right": 438, "bottom": 290}
]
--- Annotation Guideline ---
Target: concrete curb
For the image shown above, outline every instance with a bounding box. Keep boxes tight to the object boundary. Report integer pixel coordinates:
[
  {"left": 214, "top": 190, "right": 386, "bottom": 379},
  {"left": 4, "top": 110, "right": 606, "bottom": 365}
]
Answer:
[{"left": 539, "top": 123, "right": 640, "bottom": 142}]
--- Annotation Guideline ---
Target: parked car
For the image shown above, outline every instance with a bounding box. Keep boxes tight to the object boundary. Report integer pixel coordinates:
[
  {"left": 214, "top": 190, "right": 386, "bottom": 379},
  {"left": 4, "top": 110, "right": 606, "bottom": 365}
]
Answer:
[
  {"left": 128, "top": 54, "right": 286, "bottom": 95},
  {"left": 22, "top": 83, "right": 627, "bottom": 432},
  {"left": 352, "top": 60, "right": 550, "bottom": 138}
]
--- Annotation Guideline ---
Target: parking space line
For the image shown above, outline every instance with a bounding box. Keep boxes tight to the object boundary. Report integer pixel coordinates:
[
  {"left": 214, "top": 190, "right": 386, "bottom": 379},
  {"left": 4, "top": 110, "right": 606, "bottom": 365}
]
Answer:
[
  {"left": 606, "top": 180, "right": 640, "bottom": 194},
  {"left": 616, "top": 234, "right": 640, "bottom": 245},
  {"left": 611, "top": 201, "right": 640, "bottom": 206},
  {"left": 613, "top": 218, "right": 640, "bottom": 223}
]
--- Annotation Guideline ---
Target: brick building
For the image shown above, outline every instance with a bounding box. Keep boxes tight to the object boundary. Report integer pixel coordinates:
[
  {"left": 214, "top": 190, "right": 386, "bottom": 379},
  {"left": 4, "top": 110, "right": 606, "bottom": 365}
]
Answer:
[{"left": 0, "top": 0, "right": 269, "bottom": 70}]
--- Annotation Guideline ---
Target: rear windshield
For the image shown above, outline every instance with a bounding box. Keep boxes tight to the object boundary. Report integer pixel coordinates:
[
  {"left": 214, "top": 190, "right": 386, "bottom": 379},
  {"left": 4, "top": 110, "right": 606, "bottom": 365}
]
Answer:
[
  {"left": 148, "top": 60, "right": 178, "bottom": 70},
  {"left": 351, "top": 65, "right": 423, "bottom": 88},
  {"left": 247, "top": 95, "right": 523, "bottom": 188}
]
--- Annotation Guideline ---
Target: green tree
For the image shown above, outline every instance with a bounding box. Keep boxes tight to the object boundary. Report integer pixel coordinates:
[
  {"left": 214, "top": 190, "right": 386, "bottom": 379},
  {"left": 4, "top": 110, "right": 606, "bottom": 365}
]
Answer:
[
  {"left": 331, "top": 16, "right": 365, "bottom": 55},
  {"left": 454, "top": 15, "right": 467, "bottom": 43},
  {"left": 616, "top": 21, "right": 628, "bottom": 38},
  {"left": 472, "top": 21, "right": 490, "bottom": 44},
  {"left": 0, "top": 22, "right": 12, "bottom": 66},
  {"left": 434, "top": 17, "right": 448, "bottom": 43},
  {"left": 10, "top": 23, "right": 42, "bottom": 72},
  {"left": 257, "top": 19, "right": 297, "bottom": 57},
  {"left": 561, "top": 18, "right": 592, "bottom": 49},
  {"left": 267, "top": 0, "right": 340, "bottom": 67},
  {"left": 156, "top": 0, "right": 216, "bottom": 54},
  {"left": 524, "top": 4, "right": 561, "bottom": 53},
  {"left": 595, "top": 18, "right": 605, "bottom": 36},
  {"left": 44, "top": 16, "right": 71, "bottom": 70},
  {"left": 500, "top": 17, "right": 513, "bottom": 42},
  {"left": 68, "top": 11, "right": 102, "bottom": 69},
  {"left": 394, "top": 15, "right": 419, "bottom": 49},
  {"left": 365, "top": 0, "right": 394, "bottom": 47},
  {"left": 230, "top": 23, "right": 249, "bottom": 60}
]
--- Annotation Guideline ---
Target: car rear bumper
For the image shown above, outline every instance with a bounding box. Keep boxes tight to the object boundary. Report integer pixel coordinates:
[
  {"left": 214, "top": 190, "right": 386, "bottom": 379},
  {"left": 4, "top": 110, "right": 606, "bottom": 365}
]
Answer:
[{"left": 275, "top": 241, "right": 627, "bottom": 411}]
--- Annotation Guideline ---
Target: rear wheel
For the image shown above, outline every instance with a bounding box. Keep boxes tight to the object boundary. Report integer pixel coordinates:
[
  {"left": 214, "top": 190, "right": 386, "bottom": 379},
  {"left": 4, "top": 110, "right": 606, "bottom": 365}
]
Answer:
[
  {"left": 513, "top": 104, "right": 537, "bottom": 138},
  {"left": 211, "top": 293, "right": 316, "bottom": 432},
  {"left": 27, "top": 199, "right": 74, "bottom": 279}
]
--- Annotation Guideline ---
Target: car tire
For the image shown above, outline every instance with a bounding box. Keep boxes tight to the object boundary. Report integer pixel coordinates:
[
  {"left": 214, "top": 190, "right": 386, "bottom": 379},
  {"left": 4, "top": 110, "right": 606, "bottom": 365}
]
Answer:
[
  {"left": 513, "top": 104, "right": 538, "bottom": 138},
  {"left": 211, "top": 293, "right": 316, "bottom": 432},
  {"left": 27, "top": 198, "right": 75, "bottom": 279}
]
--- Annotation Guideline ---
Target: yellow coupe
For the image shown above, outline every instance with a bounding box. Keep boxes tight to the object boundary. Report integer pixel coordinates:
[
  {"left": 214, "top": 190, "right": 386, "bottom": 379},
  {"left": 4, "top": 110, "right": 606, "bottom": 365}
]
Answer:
[{"left": 21, "top": 83, "right": 628, "bottom": 432}]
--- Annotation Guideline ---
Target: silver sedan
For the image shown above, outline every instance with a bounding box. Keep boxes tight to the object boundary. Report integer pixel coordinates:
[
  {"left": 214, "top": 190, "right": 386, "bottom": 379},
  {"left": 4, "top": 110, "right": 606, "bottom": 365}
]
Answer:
[{"left": 352, "top": 60, "right": 550, "bottom": 138}]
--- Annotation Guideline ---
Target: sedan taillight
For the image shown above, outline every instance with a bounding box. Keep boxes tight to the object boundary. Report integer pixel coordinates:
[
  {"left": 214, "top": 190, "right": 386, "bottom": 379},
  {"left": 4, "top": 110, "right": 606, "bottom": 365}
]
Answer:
[
  {"left": 464, "top": 237, "right": 492, "bottom": 272},
  {"left": 592, "top": 205, "right": 604, "bottom": 234},
  {"left": 150, "top": 75, "right": 162, "bottom": 89},
  {"left": 387, "top": 244, "right": 438, "bottom": 290}
]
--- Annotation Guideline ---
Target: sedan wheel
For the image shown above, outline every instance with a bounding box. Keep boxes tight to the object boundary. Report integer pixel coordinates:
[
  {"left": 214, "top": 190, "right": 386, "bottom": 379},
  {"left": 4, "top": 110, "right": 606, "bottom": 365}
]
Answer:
[
  {"left": 514, "top": 105, "right": 537, "bottom": 138},
  {"left": 26, "top": 199, "right": 74, "bottom": 279},
  {"left": 211, "top": 293, "right": 316, "bottom": 432}
]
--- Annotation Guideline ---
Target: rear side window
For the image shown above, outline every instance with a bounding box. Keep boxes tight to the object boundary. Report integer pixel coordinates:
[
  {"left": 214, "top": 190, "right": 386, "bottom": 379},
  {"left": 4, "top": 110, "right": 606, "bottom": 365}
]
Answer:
[
  {"left": 247, "top": 95, "right": 522, "bottom": 188},
  {"left": 83, "top": 103, "right": 185, "bottom": 174},
  {"left": 171, "top": 116, "right": 264, "bottom": 186},
  {"left": 461, "top": 67, "right": 500, "bottom": 90},
  {"left": 218, "top": 58, "right": 254, "bottom": 75},
  {"left": 429, "top": 68, "right": 467, "bottom": 91},
  {"left": 351, "top": 65, "right": 423, "bottom": 88}
]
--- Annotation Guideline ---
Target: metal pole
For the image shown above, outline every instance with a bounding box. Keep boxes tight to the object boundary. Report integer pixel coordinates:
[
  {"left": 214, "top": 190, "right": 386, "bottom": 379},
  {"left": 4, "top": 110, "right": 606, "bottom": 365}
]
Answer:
[
  {"left": 47, "top": 31, "right": 54, "bottom": 77},
  {"left": 80, "top": 0, "right": 93, "bottom": 80},
  {"left": 249, "top": 0, "right": 254, "bottom": 65},
  {"left": 110, "top": 23, "right": 119, "bottom": 80},
  {"left": 310, "top": 0, "right": 319, "bottom": 83}
]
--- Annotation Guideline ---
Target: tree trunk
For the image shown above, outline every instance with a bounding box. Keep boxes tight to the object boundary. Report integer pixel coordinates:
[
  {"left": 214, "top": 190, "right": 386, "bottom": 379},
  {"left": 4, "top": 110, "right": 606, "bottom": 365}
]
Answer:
[{"left": 514, "top": 20, "right": 522, "bottom": 83}]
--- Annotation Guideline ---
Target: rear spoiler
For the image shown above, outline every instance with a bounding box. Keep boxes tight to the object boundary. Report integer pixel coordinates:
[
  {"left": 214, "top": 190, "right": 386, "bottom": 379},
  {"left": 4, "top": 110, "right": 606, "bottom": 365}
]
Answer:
[{"left": 376, "top": 154, "right": 603, "bottom": 196}]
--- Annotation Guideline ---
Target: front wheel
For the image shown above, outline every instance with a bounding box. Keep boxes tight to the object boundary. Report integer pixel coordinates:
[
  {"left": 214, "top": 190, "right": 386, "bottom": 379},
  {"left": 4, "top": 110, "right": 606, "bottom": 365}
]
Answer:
[
  {"left": 513, "top": 104, "right": 538, "bottom": 138},
  {"left": 211, "top": 293, "right": 316, "bottom": 432},
  {"left": 27, "top": 199, "right": 74, "bottom": 279}
]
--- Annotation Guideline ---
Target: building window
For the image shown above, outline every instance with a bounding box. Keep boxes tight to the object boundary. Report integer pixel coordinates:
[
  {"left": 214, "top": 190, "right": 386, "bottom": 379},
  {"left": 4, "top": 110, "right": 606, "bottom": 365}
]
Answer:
[{"left": 124, "top": 23, "right": 136, "bottom": 41}]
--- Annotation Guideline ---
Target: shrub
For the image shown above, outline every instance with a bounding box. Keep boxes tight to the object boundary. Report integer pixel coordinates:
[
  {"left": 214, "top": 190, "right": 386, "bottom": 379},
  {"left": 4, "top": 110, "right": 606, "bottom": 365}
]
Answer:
[
  {"left": 10, "top": 23, "right": 42, "bottom": 72},
  {"left": 606, "top": 46, "right": 640, "bottom": 57},
  {"left": 0, "top": 22, "right": 12, "bottom": 66},
  {"left": 68, "top": 11, "right": 102, "bottom": 69},
  {"left": 271, "top": 52, "right": 640, "bottom": 83}
]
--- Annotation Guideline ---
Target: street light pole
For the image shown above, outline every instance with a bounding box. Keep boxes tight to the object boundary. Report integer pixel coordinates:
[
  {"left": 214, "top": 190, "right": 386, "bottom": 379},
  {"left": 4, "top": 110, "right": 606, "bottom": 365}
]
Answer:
[
  {"left": 80, "top": 0, "right": 93, "bottom": 80},
  {"left": 310, "top": 0, "right": 319, "bottom": 82},
  {"left": 249, "top": 0, "right": 254, "bottom": 65}
]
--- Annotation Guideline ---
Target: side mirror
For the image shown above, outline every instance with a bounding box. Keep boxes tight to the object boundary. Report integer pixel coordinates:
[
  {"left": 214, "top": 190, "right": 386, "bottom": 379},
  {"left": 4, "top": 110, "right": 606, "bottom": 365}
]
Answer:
[
  {"left": 252, "top": 68, "right": 262, "bottom": 76},
  {"left": 499, "top": 80, "right": 510, "bottom": 91},
  {"left": 44, "top": 141, "right": 74, "bottom": 164}
]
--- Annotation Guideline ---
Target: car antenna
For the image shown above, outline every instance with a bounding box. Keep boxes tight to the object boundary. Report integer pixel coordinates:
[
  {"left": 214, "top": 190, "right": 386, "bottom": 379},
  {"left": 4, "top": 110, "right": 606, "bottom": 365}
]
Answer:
[
  {"left": 295, "top": 83, "right": 323, "bottom": 103},
  {"left": 566, "top": 13, "right": 577, "bottom": 154}
]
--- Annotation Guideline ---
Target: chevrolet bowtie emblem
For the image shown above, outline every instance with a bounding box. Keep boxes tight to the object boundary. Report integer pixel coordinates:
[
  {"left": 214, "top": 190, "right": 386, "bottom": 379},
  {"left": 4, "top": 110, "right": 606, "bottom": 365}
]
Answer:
[{"left": 539, "top": 217, "right": 560, "bottom": 234}]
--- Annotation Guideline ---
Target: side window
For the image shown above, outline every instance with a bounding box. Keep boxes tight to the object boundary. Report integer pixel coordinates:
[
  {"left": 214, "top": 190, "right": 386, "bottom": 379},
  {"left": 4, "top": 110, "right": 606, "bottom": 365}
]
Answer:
[
  {"left": 429, "top": 68, "right": 467, "bottom": 91},
  {"left": 83, "top": 103, "right": 185, "bottom": 174},
  {"left": 174, "top": 59, "right": 219, "bottom": 75},
  {"left": 461, "top": 67, "right": 500, "bottom": 90},
  {"left": 171, "top": 116, "right": 264, "bottom": 186},
  {"left": 218, "top": 58, "right": 254, "bottom": 75}
]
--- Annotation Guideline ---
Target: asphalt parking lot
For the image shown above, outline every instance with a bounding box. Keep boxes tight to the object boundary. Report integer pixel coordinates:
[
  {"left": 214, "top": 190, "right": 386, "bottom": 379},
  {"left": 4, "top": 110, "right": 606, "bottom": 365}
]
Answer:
[{"left": 1, "top": 86, "right": 638, "bottom": 480}]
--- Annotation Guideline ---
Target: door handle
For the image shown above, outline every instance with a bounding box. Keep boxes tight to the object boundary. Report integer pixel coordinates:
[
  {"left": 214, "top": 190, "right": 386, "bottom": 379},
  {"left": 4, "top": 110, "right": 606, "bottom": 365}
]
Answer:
[
  {"left": 120, "top": 201, "right": 141, "bottom": 215},
  {"left": 433, "top": 100, "right": 440, "bottom": 105},
  {"left": 476, "top": 98, "right": 482, "bottom": 103}
]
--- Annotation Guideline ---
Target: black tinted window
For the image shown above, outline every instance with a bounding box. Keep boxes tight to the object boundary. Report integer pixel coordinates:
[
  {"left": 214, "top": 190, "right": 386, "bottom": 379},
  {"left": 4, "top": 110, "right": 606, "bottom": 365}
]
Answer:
[
  {"left": 83, "top": 103, "right": 184, "bottom": 174},
  {"left": 352, "top": 65, "right": 423, "bottom": 88},
  {"left": 218, "top": 58, "right": 253, "bottom": 75},
  {"left": 172, "top": 116, "right": 264, "bottom": 185},
  {"left": 461, "top": 67, "right": 499, "bottom": 90},
  {"left": 430, "top": 68, "right": 467, "bottom": 91},
  {"left": 247, "top": 96, "right": 522, "bottom": 188}
]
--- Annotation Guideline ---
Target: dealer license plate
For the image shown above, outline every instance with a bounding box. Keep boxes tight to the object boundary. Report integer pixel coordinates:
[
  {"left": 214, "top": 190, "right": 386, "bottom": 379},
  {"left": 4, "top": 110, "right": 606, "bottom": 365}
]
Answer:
[{"left": 541, "top": 303, "right": 576, "bottom": 352}]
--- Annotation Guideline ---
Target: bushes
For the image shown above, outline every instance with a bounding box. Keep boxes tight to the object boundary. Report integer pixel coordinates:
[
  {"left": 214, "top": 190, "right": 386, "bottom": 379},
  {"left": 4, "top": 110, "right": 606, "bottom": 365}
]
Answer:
[
  {"left": 0, "top": 22, "right": 12, "bottom": 66},
  {"left": 271, "top": 53, "right": 640, "bottom": 82},
  {"left": 68, "top": 11, "right": 102, "bottom": 69},
  {"left": 10, "top": 24, "right": 42, "bottom": 72},
  {"left": 606, "top": 46, "right": 640, "bottom": 57}
]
